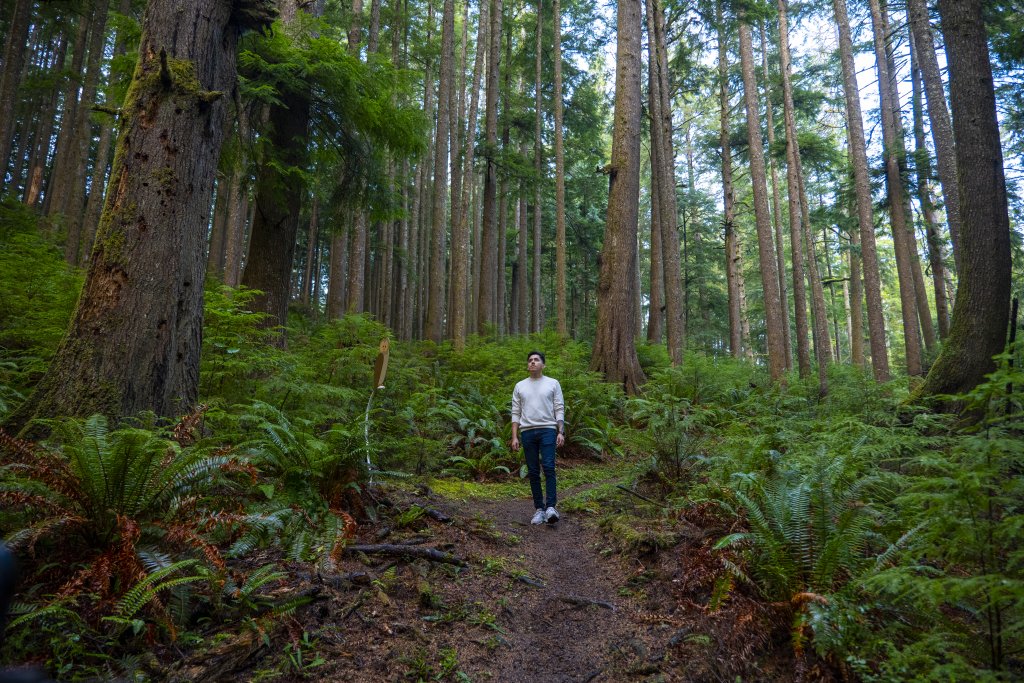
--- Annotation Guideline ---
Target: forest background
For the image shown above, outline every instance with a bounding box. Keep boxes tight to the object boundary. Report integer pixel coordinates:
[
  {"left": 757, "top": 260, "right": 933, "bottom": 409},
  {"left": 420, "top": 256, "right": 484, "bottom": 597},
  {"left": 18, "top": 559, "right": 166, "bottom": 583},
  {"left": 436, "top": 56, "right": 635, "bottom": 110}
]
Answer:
[{"left": 0, "top": 0, "right": 1023, "bottom": 679}]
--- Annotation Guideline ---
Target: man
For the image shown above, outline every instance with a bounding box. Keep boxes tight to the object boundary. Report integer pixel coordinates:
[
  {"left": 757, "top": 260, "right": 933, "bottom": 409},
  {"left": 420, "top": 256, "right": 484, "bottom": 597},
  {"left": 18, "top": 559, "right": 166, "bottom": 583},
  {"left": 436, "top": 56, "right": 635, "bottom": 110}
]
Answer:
[{"left": 510, "top": 351, "right": 565, "bottom": 524}]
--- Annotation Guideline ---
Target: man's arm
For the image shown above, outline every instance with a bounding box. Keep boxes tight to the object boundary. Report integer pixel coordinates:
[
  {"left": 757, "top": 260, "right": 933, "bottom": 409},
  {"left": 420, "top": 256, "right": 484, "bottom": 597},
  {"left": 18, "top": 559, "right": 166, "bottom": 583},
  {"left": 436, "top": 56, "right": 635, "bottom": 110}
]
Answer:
[
  {"left": 510, "top": 384, "right": 521, "bottom": 451},
  {"left": 554, "top": 380, "right": 565, "bottom": 447}
]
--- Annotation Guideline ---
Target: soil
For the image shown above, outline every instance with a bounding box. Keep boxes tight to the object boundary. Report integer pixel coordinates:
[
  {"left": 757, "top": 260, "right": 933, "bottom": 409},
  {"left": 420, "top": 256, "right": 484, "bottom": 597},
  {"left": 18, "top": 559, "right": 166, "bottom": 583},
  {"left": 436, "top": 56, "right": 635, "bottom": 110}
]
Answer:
[{"left": 165, "top": 466, "right": 829, "bottom": 683}]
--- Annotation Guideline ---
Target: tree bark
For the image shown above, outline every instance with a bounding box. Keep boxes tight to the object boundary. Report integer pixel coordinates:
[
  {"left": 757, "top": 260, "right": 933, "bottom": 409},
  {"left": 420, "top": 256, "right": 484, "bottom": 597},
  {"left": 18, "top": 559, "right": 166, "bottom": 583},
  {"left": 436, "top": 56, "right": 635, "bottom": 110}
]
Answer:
[
  {"left": 920, "top": 0, "right": 1012, "bottom": 398},
  {"left": 552, "top": 0, "right": 567, "bottom": 336},
  {"left": 477, "top": 0, "right": 502, "bottom": 331},
  {"left": 718, "top": 6, "right": 742, "bottom": 359},
  {"left": 761, "top": 21, "right": 792, "bottom": 371},
  {"left": 0, "top": 0, "right": 32, "bottom": 189},
  {"left": 6, "top": 0, "right": 274, "bottom": 433},
  {"left": 591, "top": 0, "right": 645, "bottom": 394},
  {"left": 831, "top": 0, "right": 890, "bottom": 381},
  {"left": 738, "top": 13, "right": 786, "bottom": 381},
  {"left": 908, "top": 26, "right": 950, "bottom": 339},
  {"left": 425, "top": 0, "right": 455, "bottom": 342},
  {"left": 906, "top": 0, "right": 961, "bottom": 273},
  {"left": 868, "top": 0, "right": 923, "bottom": 376}
]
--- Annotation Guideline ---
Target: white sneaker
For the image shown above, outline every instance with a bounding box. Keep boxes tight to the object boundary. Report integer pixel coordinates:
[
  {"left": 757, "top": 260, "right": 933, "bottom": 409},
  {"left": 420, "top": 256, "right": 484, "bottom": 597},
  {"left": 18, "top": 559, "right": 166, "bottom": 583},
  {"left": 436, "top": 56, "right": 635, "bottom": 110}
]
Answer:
[
  {"left": 531, "top": 509, "right": 546, "bottom": 525},
  {"left": 545, "top": 506, "right": 560, "bottom": 524}
]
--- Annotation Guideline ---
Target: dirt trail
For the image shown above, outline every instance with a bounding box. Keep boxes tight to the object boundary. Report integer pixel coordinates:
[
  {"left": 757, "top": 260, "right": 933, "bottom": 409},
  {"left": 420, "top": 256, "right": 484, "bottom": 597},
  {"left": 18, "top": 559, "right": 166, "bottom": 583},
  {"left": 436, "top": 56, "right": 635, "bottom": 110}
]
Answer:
[{"left": 460, "top": 497, "right": 657, "bottom": 682}]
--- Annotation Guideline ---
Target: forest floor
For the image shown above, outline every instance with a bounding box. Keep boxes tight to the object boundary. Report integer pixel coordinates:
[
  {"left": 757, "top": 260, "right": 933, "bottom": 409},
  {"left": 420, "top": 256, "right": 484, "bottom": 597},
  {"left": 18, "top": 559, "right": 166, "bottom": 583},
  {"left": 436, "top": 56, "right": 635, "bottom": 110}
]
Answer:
[{"left": 163, "top": 459, "right": 826, "bottom": 682}]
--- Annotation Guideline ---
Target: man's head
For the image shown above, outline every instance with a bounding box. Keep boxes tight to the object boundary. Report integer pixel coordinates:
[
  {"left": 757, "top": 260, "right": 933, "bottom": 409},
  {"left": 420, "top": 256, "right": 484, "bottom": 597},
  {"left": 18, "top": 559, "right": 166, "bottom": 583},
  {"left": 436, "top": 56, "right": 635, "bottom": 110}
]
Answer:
[{"left": 527, "top": 351, "right": 546, "bottom": 377}]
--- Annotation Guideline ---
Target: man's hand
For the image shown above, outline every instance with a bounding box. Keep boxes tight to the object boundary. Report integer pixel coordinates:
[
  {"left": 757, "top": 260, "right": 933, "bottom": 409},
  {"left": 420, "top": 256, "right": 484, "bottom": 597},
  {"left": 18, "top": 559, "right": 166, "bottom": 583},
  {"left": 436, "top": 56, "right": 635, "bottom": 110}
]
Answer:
[
  {"left": 511, "top": 436, "right": 520, "bottom": 451},
  {"left": 556, "top": 432, "right": 565, "bottom": 448}
]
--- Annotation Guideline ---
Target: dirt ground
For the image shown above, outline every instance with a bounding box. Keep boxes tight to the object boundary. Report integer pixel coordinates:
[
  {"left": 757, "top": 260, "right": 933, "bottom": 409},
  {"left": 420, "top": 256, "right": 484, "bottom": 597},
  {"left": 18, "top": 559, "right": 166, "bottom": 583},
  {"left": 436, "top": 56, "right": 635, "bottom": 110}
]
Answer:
[{"left": 164, "top": 470, "right": 821, "bottom": 683}]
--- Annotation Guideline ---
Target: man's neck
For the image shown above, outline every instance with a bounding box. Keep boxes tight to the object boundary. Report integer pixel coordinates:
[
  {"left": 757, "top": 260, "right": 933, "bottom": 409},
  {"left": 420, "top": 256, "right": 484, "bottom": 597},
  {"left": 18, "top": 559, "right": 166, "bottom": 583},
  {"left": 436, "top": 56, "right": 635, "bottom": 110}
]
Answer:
[{"left": 528, "top": 371, "right": 544, "bottom": 380}]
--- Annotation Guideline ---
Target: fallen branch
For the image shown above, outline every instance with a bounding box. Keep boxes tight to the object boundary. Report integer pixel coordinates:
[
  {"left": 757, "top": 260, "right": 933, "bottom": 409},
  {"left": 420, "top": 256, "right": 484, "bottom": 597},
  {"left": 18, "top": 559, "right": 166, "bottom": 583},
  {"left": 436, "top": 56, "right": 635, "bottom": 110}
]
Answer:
[
  {"left": 615, "top": 484, "right": 661, "bottom": 506},
  {"left": 516, "top": 574, "right": 545, "bottom": 588},
  {"left": 557, "top": 595, "right": 615, "bottom": 611},
  {"left": 345, "top": 543, "right": 467, "bottom": 567},
  {"left": 424, "top": 507, "right": 452, "bottom": 523}
]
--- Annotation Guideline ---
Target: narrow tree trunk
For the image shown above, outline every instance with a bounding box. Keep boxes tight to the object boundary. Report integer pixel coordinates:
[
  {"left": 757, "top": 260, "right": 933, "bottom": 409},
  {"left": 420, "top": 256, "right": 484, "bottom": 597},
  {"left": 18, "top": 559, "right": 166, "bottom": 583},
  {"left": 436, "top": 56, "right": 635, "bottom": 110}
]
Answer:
[
  {"left": 425, "top": 0, "right": 454, "bottom": 342},
  {"left": 646, "top": 0, "right": 663, "bottom": 345},
  {"left": 534, "top": 0, "right": 545, "bottom": 336},
  {"left": 868, "top": 0, "right": 923, "bottom": 376},
  {"left": 7, "top": 0, "right": 271, "bottom": 432},
  {"left": 302, "top": 195, "right": 320, "bottom": 305},
  {"left": 477, "top": 0, "right": 502, "bottom": 330},
  {"left": 223, "top": 106, "right": 252, "bottom": 288},
  {"left": 207, "top": 175, "right": 230, "bottom": 278},
  {"left": 0, "top": 0, "right": 32, "bottom": 188},
  {"left": 832, "top": 0, "right": 890, "bottom": 381},
  {"left": 761, "top": 21, "right": 792, "bottom": 371},
  {"left": 908, "top": 25, "right": 950, "bottom": 339},
  {"left": 906, "top": 0, "right": 961, "bottom": 272},
  {"left": 920, "top": 0, "right": 1012, "bottom": 398},
  {"left": 847, "top": 193, "right": 866, "bottom": 368},
  {"left": 552, "top": 0, "right": 567, "bottom": 336},
  {"left": 327, "top": 224, "right": 348, "bottom": 319},
  {"left": 450, "top": 0, "right": 487, "bottom": 348},
  {"left": 591, "top": 0, "right": 645, "bottom": 393},
  {"left": 44, "top": 12, "right": 89, "bottom": 218},
  {"left": 738, "top": 13, "right": 786, "bottom": 381},
  {"left": 651, "top": 0, "right": 684, "bottom": 364},
  {"left": 718, "top": 8, "right": 742, "bottom": 359}
]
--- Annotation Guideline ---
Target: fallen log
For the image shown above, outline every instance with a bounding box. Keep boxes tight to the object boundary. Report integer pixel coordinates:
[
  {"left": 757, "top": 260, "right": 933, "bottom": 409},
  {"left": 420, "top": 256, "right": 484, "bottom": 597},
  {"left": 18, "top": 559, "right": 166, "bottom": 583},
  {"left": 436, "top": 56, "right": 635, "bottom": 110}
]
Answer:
[
  {"left": 557, "top": 595, "right": 615, "bottom": 611},
  {"left": 345, "top": 543, "right": 467, "bottom": 567}
]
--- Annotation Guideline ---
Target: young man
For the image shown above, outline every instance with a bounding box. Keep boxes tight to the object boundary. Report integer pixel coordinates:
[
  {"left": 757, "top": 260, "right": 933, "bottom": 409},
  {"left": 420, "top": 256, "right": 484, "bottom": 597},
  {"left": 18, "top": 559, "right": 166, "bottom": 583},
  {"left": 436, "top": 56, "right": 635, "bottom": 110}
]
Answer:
[{"left": 510, "top": 351, "right": 565, "bottom": 524}]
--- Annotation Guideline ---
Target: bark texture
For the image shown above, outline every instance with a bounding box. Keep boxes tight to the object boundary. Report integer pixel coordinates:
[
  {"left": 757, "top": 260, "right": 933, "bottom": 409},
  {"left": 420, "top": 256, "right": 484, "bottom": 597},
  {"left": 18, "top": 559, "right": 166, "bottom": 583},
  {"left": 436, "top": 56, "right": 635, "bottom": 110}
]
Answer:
[
  {"left": 921, "top": 0, "right": 1012, "bottom": 398},
  {"left": 7, "top": 0, "right": 275, "bottom": 432}
]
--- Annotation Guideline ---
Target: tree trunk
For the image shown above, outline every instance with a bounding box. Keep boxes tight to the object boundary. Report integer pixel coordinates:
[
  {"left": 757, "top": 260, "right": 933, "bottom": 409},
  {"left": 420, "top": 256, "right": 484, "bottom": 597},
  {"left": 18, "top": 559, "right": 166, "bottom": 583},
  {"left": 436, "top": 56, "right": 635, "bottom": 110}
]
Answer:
[
  {"left": 906, "top": 0, "right": 961, "bottom": 273},
  {"left": 868, "top": 0, "right": 923, "bottom": 376},
  {"left": 847, "top": 197, "right": 866, "bottom": 368},
  {"left": 738, "top": 13, "right": 786, "bottom": 381},
  {"left": 302, "top": 195, "right": 320, "bottom": 306},
  {"left": 646, "top": 0, "right": 663, "bottom": 345},
  {"left": 6, "top": 0, "right": 273, "bottom": 433},
  {"left": 223, "top": 106, "right": 252, "bottom": 288},
  {"left": 591, "top": 0, "right": 645, "bottom": 394},
  {"left": 650, "top": 0, "right": 684, "bottom": 365},
  {"left": 534, "top": 0, "right": 546, "bottom": 336},
  {"left": 908, "top": 24, "right": 950, "bottom": 339},
  {"left": 832, "top": 0, "right": 889, "bottom": 381},
  {"left": 718, "top": 6, "right": 742, "bottom": 359},
  {"left": 44, "top": 12, "right": 89, "bottom": 218},
  {"left": 920, "top": 0, "right": 1012, "bottom": 398},
  {"left": 0, "top": 0, "right": 32, "bottom": 189},
  {"left": 327, "top": 223, "right": 349, "bottom": 319},
  {"left": 425, "top": 0, "right": 454, "bottom": 342},
  {"left": 477, "top": 0, "right": 502, "bottom": 331},
  {"left": 761, "top": 21, "right": 792, "bottom": 371},
  {"left": 552, "top": 0, "right": 567, "bottom": 336},
  {"left": 449, "top": 0, "right": 487, "bottom": 349}
]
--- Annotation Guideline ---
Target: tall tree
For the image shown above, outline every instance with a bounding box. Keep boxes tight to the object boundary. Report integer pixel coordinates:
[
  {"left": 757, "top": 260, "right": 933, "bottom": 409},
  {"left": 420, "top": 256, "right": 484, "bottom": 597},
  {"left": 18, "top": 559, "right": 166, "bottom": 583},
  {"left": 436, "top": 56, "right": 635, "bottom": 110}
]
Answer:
[
  {"left": 920, "top": 0, "right": 1012, "bottom": 398},
  {"left": 831, "top": 0, "right": 889, "bottom": 381},
  {"left": 738, "top": 9, "right": 786, "bottom": 381},
  {"left": 425, "top": 0, "right": 455, "bottom": 342},
  {"left": 552, "top": 0, "right": 567, "bottom": 336},
  {"left": 906, "top": 0, "right": 961, "bottom": 272},
  {"left": 6, "top": 0, "right": 275, "bottom": 431},
  {"left": 868, "top": 0, "right": 923, "bottom": 376},
  {"left": 477, "top": 0, "right": 502, "bottom": 331},
  {"left": 649, "top": 0, "right": 684, "bottom": 365},
  {"left": 591, "top": 0, "right": 645, "bottom": 393},
  {"left": 718, "top": 5, "right": 742, "bottom": 359},
  {"left": 0, "top": 0, "right": 32, "bottom": 190}
]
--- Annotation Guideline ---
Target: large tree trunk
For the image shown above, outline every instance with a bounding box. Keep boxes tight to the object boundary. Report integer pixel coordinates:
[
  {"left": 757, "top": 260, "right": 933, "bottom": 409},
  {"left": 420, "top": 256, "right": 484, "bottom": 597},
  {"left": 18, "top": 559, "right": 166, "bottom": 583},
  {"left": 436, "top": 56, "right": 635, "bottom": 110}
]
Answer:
[
  {"left": 738, "top": 13, "right": 786, "bottom": 381},
  {"left": 832, "top": 0, "right": 889, "bottom": 381},
  {"left": 646, "top": 0, "right": 664, "bottom": 346},
  {"left": 6, "top": 0, "right": 274, "bottom": 433},
  {"left": 425, "top": 0, "right": 454, "bottom": 342},
  {"left": 591, "top": 0, "right": 645, "bottom": 394},
  {"left": 906, "top": 0, "right": 961, "bottom": 273},
  {"left": 920, "top": 0, "right": 1012, "bottom": 398},
  {"left": 534, "top": 0, "right": 546, "bottom": 336}
]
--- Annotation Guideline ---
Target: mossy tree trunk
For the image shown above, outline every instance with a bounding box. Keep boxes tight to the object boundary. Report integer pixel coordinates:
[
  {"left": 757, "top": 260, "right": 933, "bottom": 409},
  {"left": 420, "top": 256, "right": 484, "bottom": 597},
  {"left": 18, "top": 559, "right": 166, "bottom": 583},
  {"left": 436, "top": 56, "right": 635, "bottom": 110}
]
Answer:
[
  {"left": 6, "top": 0, "right": 275, "bottom": 433},
  {"left": 920, "top": 0, "right": 1012, "bottom": 399}
]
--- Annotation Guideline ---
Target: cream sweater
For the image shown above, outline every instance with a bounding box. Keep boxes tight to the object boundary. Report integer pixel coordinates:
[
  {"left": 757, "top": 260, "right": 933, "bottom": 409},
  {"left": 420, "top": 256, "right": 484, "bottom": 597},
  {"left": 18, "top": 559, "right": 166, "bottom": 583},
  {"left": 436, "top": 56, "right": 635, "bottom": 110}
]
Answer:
[{"left": 511, "top": 375, "right": 565, "bottom": 432}]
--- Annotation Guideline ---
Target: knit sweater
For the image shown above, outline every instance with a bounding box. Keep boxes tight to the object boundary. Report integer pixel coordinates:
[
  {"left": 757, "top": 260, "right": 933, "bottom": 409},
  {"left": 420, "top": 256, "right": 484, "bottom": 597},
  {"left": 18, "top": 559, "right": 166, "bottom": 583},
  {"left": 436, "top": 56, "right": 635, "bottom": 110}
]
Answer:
[{"left": 510, "top": 375, "right": 565, "bottom": 432}]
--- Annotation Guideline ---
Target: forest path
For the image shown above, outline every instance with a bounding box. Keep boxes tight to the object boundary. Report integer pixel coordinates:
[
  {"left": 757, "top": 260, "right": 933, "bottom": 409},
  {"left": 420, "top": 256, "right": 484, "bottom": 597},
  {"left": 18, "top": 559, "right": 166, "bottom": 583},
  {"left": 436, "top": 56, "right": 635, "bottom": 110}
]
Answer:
[{"left": 435, "top": 481, "right": 667, "bottom": 682}]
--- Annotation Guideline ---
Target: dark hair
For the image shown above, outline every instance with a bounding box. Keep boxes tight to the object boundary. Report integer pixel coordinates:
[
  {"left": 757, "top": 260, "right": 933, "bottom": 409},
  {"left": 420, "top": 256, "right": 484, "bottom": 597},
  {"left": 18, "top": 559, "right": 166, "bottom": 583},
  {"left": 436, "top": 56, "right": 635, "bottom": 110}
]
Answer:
[{"left": 527, "top": 350, "right": 545, "bottom": 364}]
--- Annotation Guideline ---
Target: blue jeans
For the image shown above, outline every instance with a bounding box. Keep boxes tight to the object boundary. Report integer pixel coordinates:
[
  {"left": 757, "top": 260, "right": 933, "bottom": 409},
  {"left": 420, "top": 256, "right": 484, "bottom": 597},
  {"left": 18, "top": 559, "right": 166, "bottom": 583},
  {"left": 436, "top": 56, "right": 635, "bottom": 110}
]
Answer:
[{"left": 522, "top": 428, "right": 557, "bottom": 509}]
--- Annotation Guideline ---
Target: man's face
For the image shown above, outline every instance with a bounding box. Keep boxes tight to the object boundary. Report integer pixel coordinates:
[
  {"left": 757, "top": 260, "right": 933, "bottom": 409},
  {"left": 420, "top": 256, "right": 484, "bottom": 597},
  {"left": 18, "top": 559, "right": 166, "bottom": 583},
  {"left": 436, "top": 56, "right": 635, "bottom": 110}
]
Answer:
[{"left": 527, "top": 355, "right": 544, "bottom": 372}]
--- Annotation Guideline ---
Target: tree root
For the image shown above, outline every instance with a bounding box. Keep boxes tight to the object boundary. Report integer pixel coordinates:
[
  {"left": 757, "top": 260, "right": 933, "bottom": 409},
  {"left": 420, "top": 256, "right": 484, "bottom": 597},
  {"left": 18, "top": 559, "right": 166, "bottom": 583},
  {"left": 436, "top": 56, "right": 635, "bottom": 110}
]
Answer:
[{"left": 345, "top": 543, "right": 467, "bottom": 566}]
